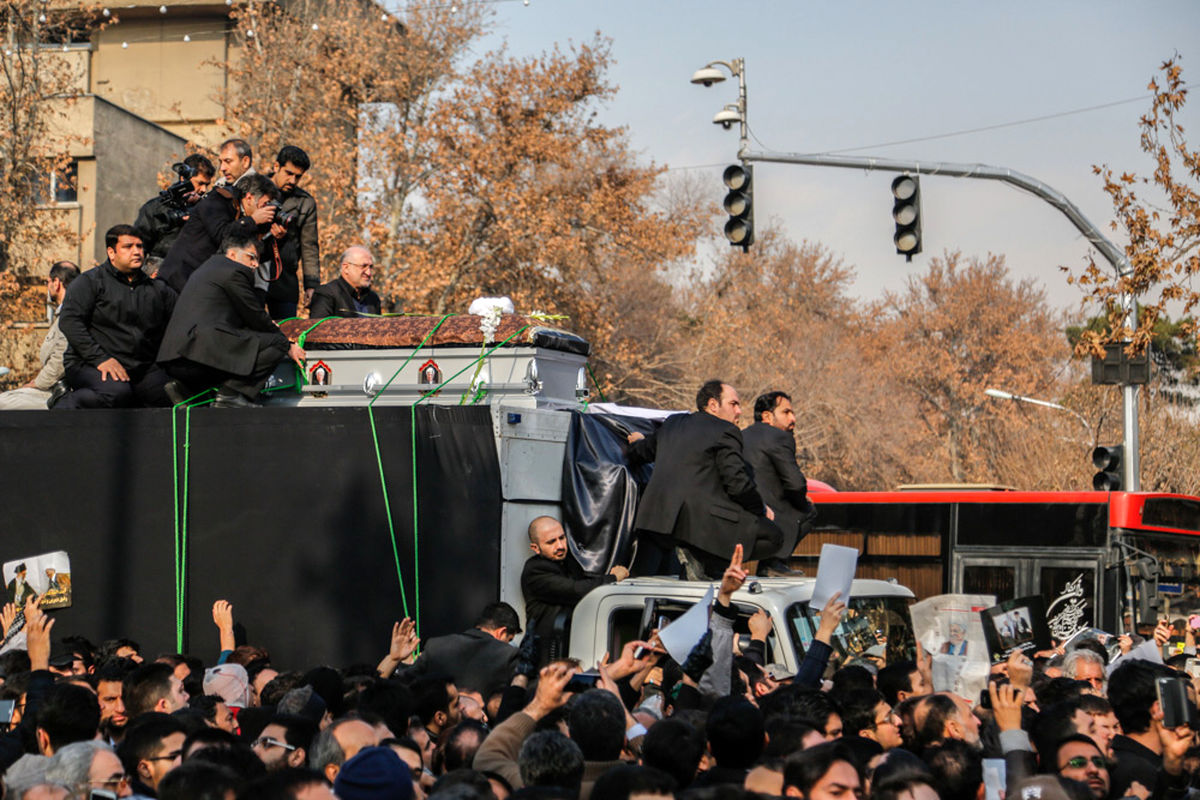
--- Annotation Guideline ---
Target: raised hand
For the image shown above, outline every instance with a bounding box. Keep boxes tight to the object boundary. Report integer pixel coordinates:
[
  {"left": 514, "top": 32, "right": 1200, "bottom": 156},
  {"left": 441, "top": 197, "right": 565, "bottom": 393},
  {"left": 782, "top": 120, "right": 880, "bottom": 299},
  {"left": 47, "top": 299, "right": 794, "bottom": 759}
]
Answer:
[
  {"left": 815, "top": 591, "right": 847, "bottom": 644},
  {"left": 212, "top": 600, "right": 236, "bottom": 653},
  {"left": 389, "top": 618, "right": 419, "bottom": 663},
  {"left": 526, "top": 662, "right": 577, "bottom": 720},
  {"left": 988, "top": 681, "right": 1024, "bottom": 732},
  {"left": 719, "top": 544, "right": 748, "bottom": 604},
  {"left": 25, "top": 595, "right": 53, "bottom": 671}
]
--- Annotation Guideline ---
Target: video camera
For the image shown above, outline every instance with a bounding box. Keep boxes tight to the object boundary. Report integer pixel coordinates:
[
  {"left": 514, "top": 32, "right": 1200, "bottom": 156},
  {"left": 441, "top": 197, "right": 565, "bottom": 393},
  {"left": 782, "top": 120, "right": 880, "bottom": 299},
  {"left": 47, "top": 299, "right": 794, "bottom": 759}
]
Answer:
[
  {"left": 158, "top": 161, "right": 200, "bottom": 224},
  {"left": 264, "top": 200, "right": 299, "bottom": 229}
]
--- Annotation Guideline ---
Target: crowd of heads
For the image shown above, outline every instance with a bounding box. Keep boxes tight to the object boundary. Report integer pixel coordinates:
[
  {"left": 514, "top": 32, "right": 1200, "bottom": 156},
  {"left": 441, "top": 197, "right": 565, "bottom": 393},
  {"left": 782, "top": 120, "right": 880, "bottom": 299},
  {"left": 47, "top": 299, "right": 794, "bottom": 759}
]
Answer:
[{"left": 6, "top": 582, "right": 1200, "bottom": 800}]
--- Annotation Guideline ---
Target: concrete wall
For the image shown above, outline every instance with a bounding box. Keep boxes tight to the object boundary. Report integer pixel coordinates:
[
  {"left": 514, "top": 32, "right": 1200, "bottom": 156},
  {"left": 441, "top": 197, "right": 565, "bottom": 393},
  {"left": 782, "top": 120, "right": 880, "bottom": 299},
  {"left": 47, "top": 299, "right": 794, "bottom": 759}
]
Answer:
[
  {"left": 90, "top": 14, "right": 229, "bottom": 141},
  {"left": 93, "top": 97, "right": 187, "bottom": 264}
]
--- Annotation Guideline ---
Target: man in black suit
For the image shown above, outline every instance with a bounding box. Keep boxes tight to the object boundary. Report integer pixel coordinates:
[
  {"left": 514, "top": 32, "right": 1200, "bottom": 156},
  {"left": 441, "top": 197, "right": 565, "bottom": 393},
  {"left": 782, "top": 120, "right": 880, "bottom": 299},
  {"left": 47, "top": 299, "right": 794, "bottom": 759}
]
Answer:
[
  {"left": 157, "top": 173, "right": 280, "bottom": 294},
  {"left": 157, "top": 230, "right": 305, "bottom": 408},
  {"left": 308, "top": 245, "right": 382, "bottom": 318},
  {"left": 407, "top": 602, "right": 522, "bottom": 700},
  {"left": 627, "top": 380, "right": 783, "bottom": 580},
  {"left": 742, "top": 391, "right": 812, "bottom": 577},
  {"left": 522, "top": 516, "right": 628, "bottom": 661}
]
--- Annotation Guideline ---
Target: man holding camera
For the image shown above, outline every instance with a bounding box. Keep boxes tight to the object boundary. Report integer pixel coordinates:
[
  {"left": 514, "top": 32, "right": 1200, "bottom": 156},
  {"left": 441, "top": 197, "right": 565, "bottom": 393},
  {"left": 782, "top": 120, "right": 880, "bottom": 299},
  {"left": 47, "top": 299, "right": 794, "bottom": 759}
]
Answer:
[
  {"left": 158, "top": 229, "right": 305, "bottom": 409},
  {"left": 134, "top": 154, "right": 216, "bottom": 270},
  {"left": 258, "top": 145, "right": 319, "bottom": 319},
  {"left": 157, "top": 173, "right": 280, "bottom": 294}
]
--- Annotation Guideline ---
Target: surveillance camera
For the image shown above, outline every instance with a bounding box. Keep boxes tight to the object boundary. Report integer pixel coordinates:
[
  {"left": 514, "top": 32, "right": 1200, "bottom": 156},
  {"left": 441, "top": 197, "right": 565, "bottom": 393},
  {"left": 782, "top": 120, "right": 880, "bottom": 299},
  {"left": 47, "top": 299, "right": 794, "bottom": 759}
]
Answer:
[
  {"left": 720, "top": 120, "right": 732, "bottom": 130},
  {"left": 712, "top": 108, "right": 740, "bottom": 127},
  {"left": 701, "top": 80, "right": 713, "bottom": 87}
]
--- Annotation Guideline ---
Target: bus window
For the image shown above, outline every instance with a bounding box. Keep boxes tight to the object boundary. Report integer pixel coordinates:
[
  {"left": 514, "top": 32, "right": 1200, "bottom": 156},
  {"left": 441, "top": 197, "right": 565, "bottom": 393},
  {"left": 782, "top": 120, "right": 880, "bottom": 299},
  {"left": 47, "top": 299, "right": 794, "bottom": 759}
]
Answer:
[
  {"left": 1122, "top": 532, "right": 1200, "bottom": 617},
  {"left": 956, "top": 503, "right": 1108, "bottom": 548},
  {"left": 963, "top": 564, "right": 1016, "bottom": 602}
]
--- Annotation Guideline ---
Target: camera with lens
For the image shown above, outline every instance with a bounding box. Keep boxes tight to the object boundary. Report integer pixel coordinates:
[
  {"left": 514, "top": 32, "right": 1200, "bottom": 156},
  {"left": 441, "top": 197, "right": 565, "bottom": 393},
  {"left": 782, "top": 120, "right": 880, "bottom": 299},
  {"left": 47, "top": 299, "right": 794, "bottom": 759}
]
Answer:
[
  {"left": 158, "top": 161, "right": 199, "bottom": 225},
  {"left": 264, "top": 200, "right": 299, "bottom": 230}
]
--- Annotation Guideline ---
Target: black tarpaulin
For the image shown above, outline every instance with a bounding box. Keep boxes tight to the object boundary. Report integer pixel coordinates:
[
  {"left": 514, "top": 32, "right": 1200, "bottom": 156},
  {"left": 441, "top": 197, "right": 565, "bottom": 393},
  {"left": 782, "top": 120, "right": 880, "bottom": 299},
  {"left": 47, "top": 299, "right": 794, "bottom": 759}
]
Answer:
[{"left": 560, "top": 411, "right": 659, "bottom": 573}]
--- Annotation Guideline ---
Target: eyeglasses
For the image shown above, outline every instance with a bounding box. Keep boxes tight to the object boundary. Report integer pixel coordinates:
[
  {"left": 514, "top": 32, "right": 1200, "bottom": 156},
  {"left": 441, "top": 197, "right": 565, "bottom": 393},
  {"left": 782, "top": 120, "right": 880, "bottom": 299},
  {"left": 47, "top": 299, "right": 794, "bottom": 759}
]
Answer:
[
  {"left": 1062, "top": 755, "right": 1109, "bottom": 770},
  {"left": 252, "top": 736, "right": 296, "bottom": 751},
  {"left": 344, "top": 262, "right": 374, "bottom": 270},
  {"left": 143, "top": 749, "right": 183, "bottom": 762},
  {"left": 91, "top": 775, "right": 130, "bottom": 791}
]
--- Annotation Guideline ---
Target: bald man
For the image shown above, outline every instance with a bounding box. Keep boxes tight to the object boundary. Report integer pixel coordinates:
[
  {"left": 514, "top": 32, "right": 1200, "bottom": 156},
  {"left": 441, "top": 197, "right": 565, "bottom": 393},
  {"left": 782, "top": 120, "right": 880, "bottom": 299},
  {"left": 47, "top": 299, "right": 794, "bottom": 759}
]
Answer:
[{"left": 307, "top": 245, "right": 382, "bottom": 318}]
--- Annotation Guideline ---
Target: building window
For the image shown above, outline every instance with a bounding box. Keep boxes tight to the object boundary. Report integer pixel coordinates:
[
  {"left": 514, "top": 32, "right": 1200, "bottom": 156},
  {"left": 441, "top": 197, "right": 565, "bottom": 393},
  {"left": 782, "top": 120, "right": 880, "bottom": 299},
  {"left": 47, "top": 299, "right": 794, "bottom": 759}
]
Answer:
[{"left": 31, "top": 160, "right": 78, "bottom": 205}]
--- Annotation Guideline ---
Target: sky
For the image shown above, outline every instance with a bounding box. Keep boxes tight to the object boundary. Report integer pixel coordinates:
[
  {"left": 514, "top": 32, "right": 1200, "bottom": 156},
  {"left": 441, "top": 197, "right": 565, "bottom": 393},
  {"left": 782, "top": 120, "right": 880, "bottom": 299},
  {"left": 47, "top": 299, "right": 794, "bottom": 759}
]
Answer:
[{"left": 474, "top": 1, "right": 1200, "bottom": 313}]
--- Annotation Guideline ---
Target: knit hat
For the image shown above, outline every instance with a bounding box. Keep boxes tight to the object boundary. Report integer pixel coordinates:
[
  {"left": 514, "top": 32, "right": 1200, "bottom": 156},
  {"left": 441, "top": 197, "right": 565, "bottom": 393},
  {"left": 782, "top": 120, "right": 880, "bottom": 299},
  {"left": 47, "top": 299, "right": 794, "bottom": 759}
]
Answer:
[
  {"left": 332, "top": 746, "right": 414, "bottom": 800},
  {"left": 203, "top": 663, "right": 250, "bottom": 708}
]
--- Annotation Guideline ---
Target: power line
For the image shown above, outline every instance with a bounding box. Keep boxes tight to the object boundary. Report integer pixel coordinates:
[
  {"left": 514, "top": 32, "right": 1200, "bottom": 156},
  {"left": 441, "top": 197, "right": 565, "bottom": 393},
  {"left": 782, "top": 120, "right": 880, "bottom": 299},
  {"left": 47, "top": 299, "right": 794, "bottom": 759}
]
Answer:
[
  {"left": 671, "top": 85, "right": 1193, "bottom": 172},
  {"left": 813, "top": 86, "right": 1196, "bottom": 155}
]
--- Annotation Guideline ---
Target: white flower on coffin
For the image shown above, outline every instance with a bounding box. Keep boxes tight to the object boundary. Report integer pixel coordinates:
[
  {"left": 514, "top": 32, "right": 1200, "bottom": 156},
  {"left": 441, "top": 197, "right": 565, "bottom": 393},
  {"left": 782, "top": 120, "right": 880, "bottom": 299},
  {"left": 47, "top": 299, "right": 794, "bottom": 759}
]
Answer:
[{"left": 469, "top": 296, "right": 515, "bottom": 343}]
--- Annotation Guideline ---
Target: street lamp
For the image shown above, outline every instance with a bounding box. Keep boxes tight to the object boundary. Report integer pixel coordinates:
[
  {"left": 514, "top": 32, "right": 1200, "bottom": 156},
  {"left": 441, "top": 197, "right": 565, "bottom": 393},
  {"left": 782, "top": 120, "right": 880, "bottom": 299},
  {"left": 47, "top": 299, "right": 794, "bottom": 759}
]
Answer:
[
  {"left": 983, "top": 388, "right": 1092, "bottom": 438},
  {"left": 689, "top": 58, "right": 747, "bottom": 154}
]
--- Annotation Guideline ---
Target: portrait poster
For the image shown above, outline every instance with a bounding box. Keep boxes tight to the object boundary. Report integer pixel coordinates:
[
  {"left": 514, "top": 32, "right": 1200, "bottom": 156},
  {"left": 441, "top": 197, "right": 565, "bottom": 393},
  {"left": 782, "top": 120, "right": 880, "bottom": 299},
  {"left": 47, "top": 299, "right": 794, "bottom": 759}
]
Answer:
[
  {"left": 980, "top": 595, "right": 1052, "bottom": 664},
  {"left": 3, "top": 551, "right": 72, "bottom": 610},
  {"left": 910, "top": 593, "right": 994, "bottom": 700}
]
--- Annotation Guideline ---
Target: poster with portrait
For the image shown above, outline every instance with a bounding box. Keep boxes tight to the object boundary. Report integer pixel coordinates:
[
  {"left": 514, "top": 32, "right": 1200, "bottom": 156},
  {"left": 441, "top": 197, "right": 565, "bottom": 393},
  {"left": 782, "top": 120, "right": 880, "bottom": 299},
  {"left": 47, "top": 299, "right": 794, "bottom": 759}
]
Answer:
[
  {"left": 980, "top": 595, "right": 1052, "bottom": 663},
  {"left": 909, "top": 593, "right": 994, "bottom": 701},
  {"left": 3, "top": 551, "right": 72, "bottom": 610}
]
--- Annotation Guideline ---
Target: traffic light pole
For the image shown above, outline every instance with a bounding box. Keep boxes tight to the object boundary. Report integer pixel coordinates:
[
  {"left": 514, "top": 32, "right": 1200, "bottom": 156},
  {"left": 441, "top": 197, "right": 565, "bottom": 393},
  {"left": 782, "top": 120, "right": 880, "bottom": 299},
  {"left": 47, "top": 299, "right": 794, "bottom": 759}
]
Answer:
[{"left": 738, "top": 148, "right": 1140, "bottom": 490}]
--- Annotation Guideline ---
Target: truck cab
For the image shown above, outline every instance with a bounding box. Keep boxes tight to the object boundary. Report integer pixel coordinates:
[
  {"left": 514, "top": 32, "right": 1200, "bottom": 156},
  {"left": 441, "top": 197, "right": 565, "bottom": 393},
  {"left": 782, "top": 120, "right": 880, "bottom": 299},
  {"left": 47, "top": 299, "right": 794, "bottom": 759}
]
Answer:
[{"left": 568, "top": 576, "right": 917, "bottom": 674}]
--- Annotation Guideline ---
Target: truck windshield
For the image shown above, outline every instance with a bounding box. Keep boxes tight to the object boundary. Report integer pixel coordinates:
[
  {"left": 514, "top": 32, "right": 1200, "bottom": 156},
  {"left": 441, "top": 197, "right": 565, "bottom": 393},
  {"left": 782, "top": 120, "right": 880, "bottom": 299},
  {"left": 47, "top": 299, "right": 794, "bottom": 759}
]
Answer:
[{"left": 786, "top": 596, "right": 915, "bottom": 671}]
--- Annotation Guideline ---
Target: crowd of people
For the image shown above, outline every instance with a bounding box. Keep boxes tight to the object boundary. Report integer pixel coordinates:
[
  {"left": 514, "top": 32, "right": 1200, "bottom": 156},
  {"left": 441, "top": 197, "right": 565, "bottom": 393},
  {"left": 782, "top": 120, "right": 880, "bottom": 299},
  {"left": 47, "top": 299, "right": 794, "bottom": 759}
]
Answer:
[
  {"left": 4, "top": 542, "right": 1199, "bottom": 800},
  {"left": 0, "top": 138, "right": 382, "bottom": 411}
]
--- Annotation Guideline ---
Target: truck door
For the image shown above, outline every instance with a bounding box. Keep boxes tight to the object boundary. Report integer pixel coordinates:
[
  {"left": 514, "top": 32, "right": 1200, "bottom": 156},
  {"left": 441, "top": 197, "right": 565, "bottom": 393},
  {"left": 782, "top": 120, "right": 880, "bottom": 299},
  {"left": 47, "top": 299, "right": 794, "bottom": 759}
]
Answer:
[{"left": 953, "top": 552, "right": 1102, "bottom": 640}]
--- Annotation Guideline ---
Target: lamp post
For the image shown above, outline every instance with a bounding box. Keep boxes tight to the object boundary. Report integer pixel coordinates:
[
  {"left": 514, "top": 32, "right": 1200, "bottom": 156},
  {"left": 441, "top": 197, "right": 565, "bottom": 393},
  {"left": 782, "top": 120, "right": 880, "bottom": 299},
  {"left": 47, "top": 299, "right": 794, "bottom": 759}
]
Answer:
[
  {"left": 691, "top": 58, "right": 1140, "bottom": 490},
  {"left": 983, "top": 388, "right": 1092, "bottom": 441}
]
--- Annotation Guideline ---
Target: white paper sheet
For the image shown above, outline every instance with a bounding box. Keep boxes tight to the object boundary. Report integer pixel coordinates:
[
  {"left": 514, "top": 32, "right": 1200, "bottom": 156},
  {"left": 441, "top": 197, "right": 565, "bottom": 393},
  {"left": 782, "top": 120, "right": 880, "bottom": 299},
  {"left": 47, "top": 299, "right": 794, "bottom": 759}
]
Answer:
[
  {"left": 810, "top": 544, "right": 858, "bottom": 612},
  {"left": 982, "top": 759, "right": 1006, "bottom": 800},
  {"left": 658, "top": 585, "right": 716, "bottom": 664}
]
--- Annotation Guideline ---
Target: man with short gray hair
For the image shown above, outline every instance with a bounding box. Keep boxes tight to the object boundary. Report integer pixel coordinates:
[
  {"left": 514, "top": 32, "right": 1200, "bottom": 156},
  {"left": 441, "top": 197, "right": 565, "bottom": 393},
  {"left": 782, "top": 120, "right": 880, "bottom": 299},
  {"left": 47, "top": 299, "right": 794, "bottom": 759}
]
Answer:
[
  {"left": 1063, "top": 647, "right": 1107, "bottom": 692},
  {"left": 308, "top": 246, "right": 382, "bottom": 318},
  {"left": 43, "top": 740, "right": 127, "bottom": 797}
]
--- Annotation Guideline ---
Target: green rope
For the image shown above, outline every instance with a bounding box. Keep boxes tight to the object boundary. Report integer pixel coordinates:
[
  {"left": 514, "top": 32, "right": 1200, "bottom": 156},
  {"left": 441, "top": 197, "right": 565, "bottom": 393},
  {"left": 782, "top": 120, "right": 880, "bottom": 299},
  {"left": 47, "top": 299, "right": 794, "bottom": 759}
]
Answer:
[
  {"left": 291, "top": 317, "right": 339, "bottom": 386},
  {"left": 408, "top": 324, "right": 531, "bottom": 638},
  {"left": 170, "top": 387, "right": 215, "bottom": 651},
  {"left": 587, "top": 364, "right": 608, "bottom": 403},
  {"left": 366, "top": 315, "right": 454, "bottom": 626}
]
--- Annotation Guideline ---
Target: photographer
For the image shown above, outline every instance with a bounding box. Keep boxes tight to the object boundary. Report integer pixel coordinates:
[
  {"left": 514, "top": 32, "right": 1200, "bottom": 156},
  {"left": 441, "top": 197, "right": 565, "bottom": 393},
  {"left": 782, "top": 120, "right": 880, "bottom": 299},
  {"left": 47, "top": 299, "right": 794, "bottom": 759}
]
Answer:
[
  {"left": 157, "top": 173, "right": 280, "bottom": 294},
  {"left": 258, "top": 145, "right": 319, "bottom": 318},
  {"left": 133, "top": 154, "right": 216, "bottom": 269}
]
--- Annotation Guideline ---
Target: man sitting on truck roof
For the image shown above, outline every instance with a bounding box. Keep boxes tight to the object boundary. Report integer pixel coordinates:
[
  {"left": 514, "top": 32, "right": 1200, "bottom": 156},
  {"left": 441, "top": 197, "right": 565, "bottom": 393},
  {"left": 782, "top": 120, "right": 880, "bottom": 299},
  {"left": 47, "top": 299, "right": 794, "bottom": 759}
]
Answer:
[{"left": 521, "top": 516, "right": 628, "bottom": 662}]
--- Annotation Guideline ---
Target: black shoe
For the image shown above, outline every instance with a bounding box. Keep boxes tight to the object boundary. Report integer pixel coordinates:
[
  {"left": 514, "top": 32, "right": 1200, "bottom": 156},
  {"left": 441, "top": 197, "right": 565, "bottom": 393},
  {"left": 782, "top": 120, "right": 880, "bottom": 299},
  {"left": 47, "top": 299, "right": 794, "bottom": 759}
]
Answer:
[
  {"left": 164, "top": 379, "right": 195, "bottom": 406},
  {"left": 756, "top": 558, "right": 804, "bottom": 578},
  {"left": 46, "top": 380, "right": 68, "bottom": 409},
  {"left": 212, "top": 388, "right": 261, "bottom": 409}
]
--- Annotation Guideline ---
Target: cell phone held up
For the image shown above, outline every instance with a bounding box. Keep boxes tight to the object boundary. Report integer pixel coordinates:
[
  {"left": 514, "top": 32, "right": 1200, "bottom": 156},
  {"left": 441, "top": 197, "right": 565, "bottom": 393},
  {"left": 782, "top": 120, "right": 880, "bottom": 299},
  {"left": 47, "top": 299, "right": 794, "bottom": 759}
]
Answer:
[
  {"left": 1156, "top": 675, "right": 1200, "bottom": 729},
  {"left": 565, "top": 670, "right": 601, "bottom": 694}
]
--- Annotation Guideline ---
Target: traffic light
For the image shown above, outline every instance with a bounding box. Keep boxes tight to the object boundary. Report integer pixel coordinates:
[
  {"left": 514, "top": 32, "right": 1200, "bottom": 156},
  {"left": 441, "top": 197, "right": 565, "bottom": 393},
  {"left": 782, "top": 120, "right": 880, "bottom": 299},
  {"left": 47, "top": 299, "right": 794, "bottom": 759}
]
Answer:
[
  {"left": 1092, "top": 445, "right": 1124, "bottom": 491},
  {"left": 722, "top": 164, "right": 753, "bottom": 251},
  {"left": 891, "top": 175, "right": 922, "bottom": 261}
]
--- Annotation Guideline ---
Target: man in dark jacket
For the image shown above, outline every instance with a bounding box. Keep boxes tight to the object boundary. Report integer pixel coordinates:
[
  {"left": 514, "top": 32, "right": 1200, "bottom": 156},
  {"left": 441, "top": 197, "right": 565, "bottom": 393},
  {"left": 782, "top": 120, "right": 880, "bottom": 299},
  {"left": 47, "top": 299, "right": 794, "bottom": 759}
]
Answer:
[
  {"left": 407, "top": 602, "right": 521, "bottom": 697},
  {"left": 259, "top": 145, "right": 320, "bottom": 318},
  {"left": 157, "top": 230, "right": 305, "bottom": 408},
  {"left": 521, "top": 516, "right": 627, "bottom": 662},
  {"left": 55, "top": 225, "right": 176, "bottom": 408},
  {"left": 742, "top": 390, "right": 811, "bottom": 577},
  {"left": 627, "top": 379, "right": 782, "bottom": 580},
  {"left": 157, "top": 173, "right": 279, "bottom": 294},
  {"left": 308, "top": 245, "right": 382, "bottom": 318},
  {"left": 134, "top": 153, "right": 216, "bottom": 265}
]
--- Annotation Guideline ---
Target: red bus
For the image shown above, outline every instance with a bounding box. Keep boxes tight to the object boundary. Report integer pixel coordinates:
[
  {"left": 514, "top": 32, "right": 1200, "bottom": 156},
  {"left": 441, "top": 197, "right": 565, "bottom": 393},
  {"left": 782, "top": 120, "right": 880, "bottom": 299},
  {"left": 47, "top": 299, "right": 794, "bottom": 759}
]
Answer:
[{"left": 803, "top": 487, "right": 1200, "bottom": 635}]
